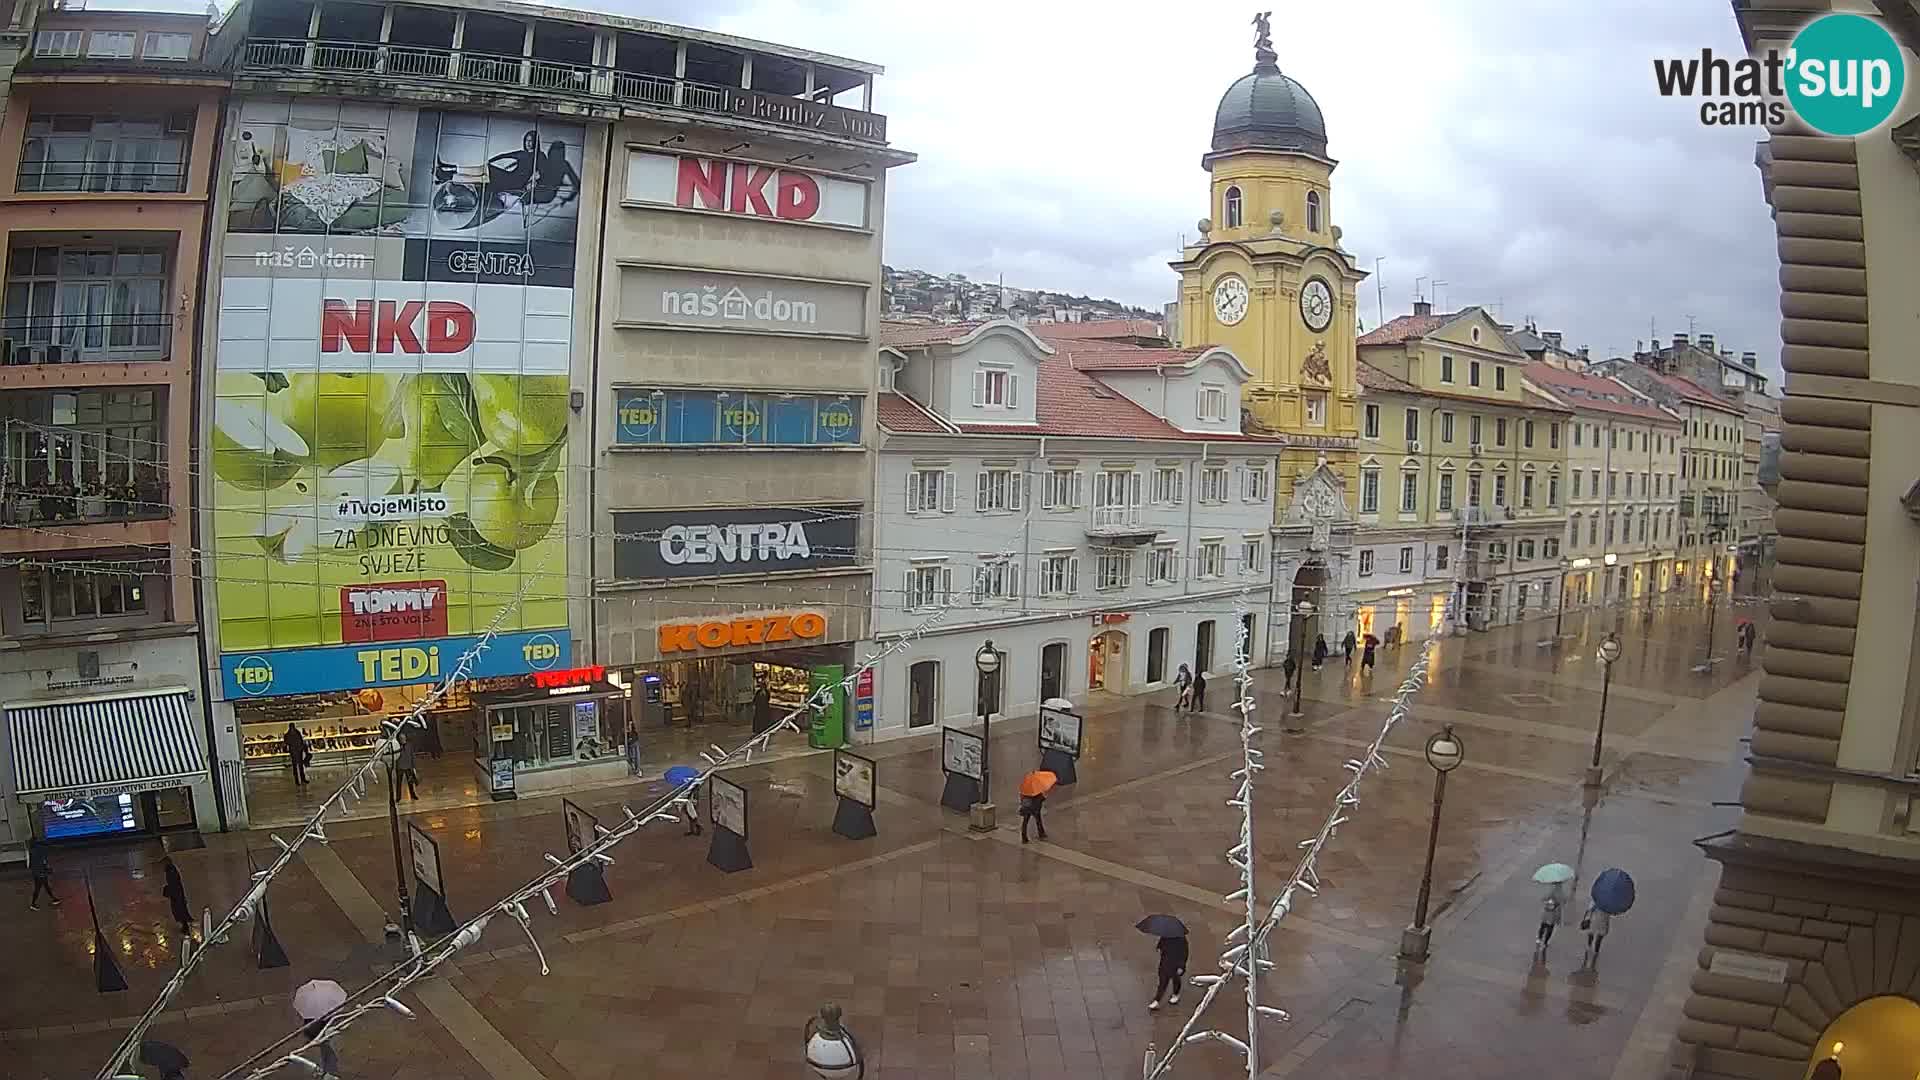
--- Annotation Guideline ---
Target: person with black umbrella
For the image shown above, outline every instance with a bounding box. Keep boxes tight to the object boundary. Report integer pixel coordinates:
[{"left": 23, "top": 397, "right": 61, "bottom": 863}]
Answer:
[
  {"left": 161, "top": 855, "right": 192, "bottom": 937},
  {"left": 140, "top": 1039, "right": 190, "bottom": 1080},
  {"left": 1137, "top": 914, "right": 1189, "bottom": 1011}
]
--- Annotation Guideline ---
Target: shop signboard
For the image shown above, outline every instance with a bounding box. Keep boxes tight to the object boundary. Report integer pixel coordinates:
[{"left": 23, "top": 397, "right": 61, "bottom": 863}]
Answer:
[
  {"left": 833, "top": 749, "right": 876, "bottom": 808},
  {"left": 616, "top": 265, "right": 868, "bottom": 338},
  {"left": 211, "top": 102, "right": 583, "bottom": 697},
  {"left": 613, "top": 506, "right": 858, "bottom": 581},
  {"left": 941, "top": 727, "right": 983, "bottom": 781},
  {"left": 489, "top": 756, "right": 515, "bottom": 797},
  {"left": 854, "top": 668, "right": 874, "bottom": 732},
  {"left": 709, "top": 775, "right": 748, "bottom": 837},
  {"left": 219, "top": 630, "right": 570, "bottom": 698},
  {"left": 613, "top": 388, "right": 860, "bottom": 448},
  {"left": 1039, "top": 705, "right": 1084, "bottom": 759},
  {"left": 408, "top": 821, "right": 444, "bottom": 897},
  {"left": 624, "top": 151, "right": 871, "bottom": 228},
  {"left": 561, "top": 797, "right": 596, "bottom": 855},
  {"left": 656, "top": 611, "right": 828, "bottom": 655}
]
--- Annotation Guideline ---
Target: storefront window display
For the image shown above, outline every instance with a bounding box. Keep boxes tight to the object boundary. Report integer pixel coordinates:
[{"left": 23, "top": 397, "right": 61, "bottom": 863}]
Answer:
[
  {"left": 471, "top": 676, "right": 626, "bottom": 797},
  {"left": 627, "top": 645, "right": 851, "bottom": 745}
]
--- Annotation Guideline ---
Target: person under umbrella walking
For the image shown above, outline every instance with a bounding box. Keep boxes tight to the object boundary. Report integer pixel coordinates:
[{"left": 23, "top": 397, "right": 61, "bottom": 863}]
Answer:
[
  {"left": 1536, "top": 891, "right": 1563, "bottom": 959},
  {"left": 1018, "top": 771, "right": 1055, "bottom": 844},
  {"left": 1136, "top": 915, "right": 1189, "bottom": 1011},
  {"left": 27, "top": 840, "right": 59, "bottom": 909},
  {"left": 161, "top": 855, "right": 192, "bottom": 937}
]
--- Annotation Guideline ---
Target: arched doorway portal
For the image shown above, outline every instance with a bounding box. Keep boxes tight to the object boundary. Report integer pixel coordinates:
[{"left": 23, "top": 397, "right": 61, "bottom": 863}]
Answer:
[
  {"left": 1289, "top": 560, "right": 1326, "bottom": 665},
  {"left": 1089, "top": 630, "right": 1130, "bottom": 692},
  {"left": 1803, "top": 995, "right": 1920, "bottom": 1080}
]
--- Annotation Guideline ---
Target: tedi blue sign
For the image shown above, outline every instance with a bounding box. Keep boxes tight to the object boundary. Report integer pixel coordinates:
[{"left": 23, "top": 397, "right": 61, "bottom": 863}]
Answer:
[{"left": 220, "top": 631, "right": 569, "bottom": 698}]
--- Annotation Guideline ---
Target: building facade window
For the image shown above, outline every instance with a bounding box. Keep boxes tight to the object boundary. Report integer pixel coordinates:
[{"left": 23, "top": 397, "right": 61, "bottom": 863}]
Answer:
[
  {"left": 1095, "top": 548, "right": 1133, "bottom": 590},
  {"left": 1306, "top": 190, "right": 1322, "bottom": 232},
  {"left": 1149, "top": 543, "right": 1179, "bottom": 584},
  {"left": 1199, "top": 383, "right": 1228, "bottom": 421},
  {"left": 34, "top": 30, "right": 83, "bottom": 57},
  {"left": 1441, "top": 355, "right": 1454, "bottom": 383},
  {"left": 1224, "top": 185, "right": 1243, "bottom": 228},
  {"left": 1358, "top": 549, "right": 1375, "bottom": 576},
  {"left": 18, "top": 113, "right": 192, "bottom": 194},
  {"left": 972, "top": 557, "right": 1020, "bottom": 604},
  {"left": 1360, "top": 468, "right": 1380, "bottom": 513},
  {"left": 1199, "top": 465, "right": 1229, "bottom": 504},
  {"left": 1495, "top": 417, "right": 1508, "bottom": 446},
  {"left": 1240, "top": 464, "right": 1270, "bottom": 502},
  {"left": 1495, "top": 366, "right": 1507, "bottom": 391},
  {"left": 1040, "top": 552, "right": 1079, "bottom": 596},
  {"left": 1093, "top": 468, "right": 1142, "bottom": 526},
  {"left": 1521, "top": 473, "right": 1535, "bottom": 508},
  {"left": 86, "top": 31, "right": 136, "bottom": 58},
  {"left": 1438, "top": 472, "right": 1454, "bottom": 511},
  {"left": 1550, "top": 423, "right": 1560, "bottom": 449},
  {"left": 1543, "top": 538, "right": 1560, "bottom": 558},
  {"left": 906, "top": 562, "right": 952, "bottom": 610},
  {"left": 1198, "top": 540, "right": 1226, "bottom": 583},
  {"left": 1400, "top": 471, "right": 1418, "bottom": 513},
  {"left": 1468, "top": 472, "right": 1482, "bottom": 506},
  {"left": 1494, "top": 473, "right": 1507, "bottom": 505},
  {"left": 976, "top": 466, "right": 1022, "bottom": 512},
  {"left": 1434, "top": 545, "right": 1449, "bottom": 570},
  {"left": 143, "top": 32, "right": 193, "bottom": 61},
  {"left": 1404, "top": 408, "right": 1420, "bottom": 442},
  {"left": 1523, "top": 419, "right": 1535, "bottom": 448},
  {"left": 1398, "top": 546, "right": 1414, "bottom": 573},
  {"left": 1548, "top": 471, "right": 1561, "bottom": 507},
  {"left": 19, "top": 558, "right": 156, "bottom": 629},
  {"left": 5, "top": 243, "right": 174, "bottom": 359},
  {"left": 1152, "top": 465, "right": 1184, "bottom": 505},
  {"left": 1469, "top": 359, "right": 1482, "bottom": 387},
  {"left": 973, "top": 365, "right": 1017, "bottom": 408},
  {"left": 1304, "top": 392, "right": 1327, "bottom": 426},
  {"left": 1470, "top": 415, "right": 1483, "bottom": 445},
  {"left": 1363, "top": 403, "right": 1380, "bottom": 439},
  {"left": 1043, "top": 468, "right": 1083, "bottom": 510},
  {"left": 1241, "top": 535, "right": 1264, "bottom": 575},
  {"left": 906, "top": 467, "right": 954, "bottom": 514},
  {"left": 1441, "top": 412, "right": 1455, "bottom": 442}
]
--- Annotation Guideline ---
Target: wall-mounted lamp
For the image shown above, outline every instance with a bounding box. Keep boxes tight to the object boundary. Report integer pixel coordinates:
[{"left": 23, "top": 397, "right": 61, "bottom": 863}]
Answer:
[
  {"left": 785, "top": 152, "right": 814, "bottom": 164},
  {"left": 721, "top": 142, "right": 750, "bottom": 154},
  {"left": 569, "top": 390, "right": 585, "bottom": 413},
  {"left": 657, "top": 132, "right": 686, "bottom": 146},
  {"left": 845, "top": 162, "right": 871, "bottom": 173}
]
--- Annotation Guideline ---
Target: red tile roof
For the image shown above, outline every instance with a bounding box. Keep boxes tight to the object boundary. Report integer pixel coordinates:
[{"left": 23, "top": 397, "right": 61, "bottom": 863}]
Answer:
[
  {"left": 1521, "top": 364, "right": 1677, "bottom": 422},
  {"left": 1028, "top": 318, "right": 1166, "bottom": 342},
  {"left": 1356, "top": 310, "right": 1460, "bottom": 346},
  {"left": 1642, "top": 369, "right": 1739, "bottom": 412},
  {"left": 875, "top": 391, "right": 955, "bottom": 434},
  {"left": 878, "top": 321, "right": 987, "bottom": 348},
  {"left": 1060, "top": 343, "right": 1213, "bottom": 371},
  {"left": 1356, "top": 362, "right": 1417, "bottom": 394}
]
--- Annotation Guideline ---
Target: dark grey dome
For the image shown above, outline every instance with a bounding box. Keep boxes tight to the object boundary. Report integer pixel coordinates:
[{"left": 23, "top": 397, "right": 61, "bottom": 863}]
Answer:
[{"left": 1211, "top": 59, "right": 1327, "bottom": 158}]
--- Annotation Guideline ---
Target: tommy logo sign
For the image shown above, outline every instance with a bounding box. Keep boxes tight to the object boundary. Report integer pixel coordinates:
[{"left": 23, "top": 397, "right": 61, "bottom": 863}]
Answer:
[
  {"left": 625, "top": 151, "right": 869, "bottom": 229},
  {"left": 321, "top": 299, "right": 476, "bottom": 354},
  {"left": 341, "top": 580, "right": 450, "bottom": 643}
]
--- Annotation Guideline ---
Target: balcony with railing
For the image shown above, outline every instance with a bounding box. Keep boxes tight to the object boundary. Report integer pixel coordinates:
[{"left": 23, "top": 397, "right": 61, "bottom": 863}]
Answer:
[
  {"left": 0, "top": 387, "right": 171, "bottom": 541},
  {"left": 234, "top": 1, "right": 887, "bottom": 145}
]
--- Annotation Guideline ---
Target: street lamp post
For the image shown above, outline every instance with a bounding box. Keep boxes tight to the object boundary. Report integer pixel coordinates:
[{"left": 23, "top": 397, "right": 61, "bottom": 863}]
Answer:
[
  {"left": 804, "top": 1003, "right": 863, "bottom": 1079},
  {"left": 1587, "top": 633, "right": 1622, "bottom": 788},
  {"left": 970, "top": 640, "right": 1000, "bottom": 832},
  {"left": 1540, "top": 557, "right": 1571, "bottom": 648},
  {"left": 383, "top": 733, "right": 413, "bottom": 939},
  {"left": 1400, "top": 724, "right": 1465, "bottom": 962},
  {"left": 1699, "top": 566, "right": 1721, "bottom": 673},
  {"left": 1289, "top": 600, "right": 1315, "bottom": 718}
]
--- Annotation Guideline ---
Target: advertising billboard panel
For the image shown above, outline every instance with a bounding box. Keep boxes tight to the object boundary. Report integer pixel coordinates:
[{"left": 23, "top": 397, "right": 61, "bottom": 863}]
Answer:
[
  {"left": 212, "top": 100, "right": 581, "bottom": 695},
  {"left": 611, "top": 504, "right": 859, "bottom": 581}
]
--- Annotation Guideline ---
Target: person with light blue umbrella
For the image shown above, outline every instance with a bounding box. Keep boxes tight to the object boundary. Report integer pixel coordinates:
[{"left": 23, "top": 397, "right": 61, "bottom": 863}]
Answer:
[
  {"left": 1532, "top": 863, "right": 1575, "bottom": 960},
  {"left": 1581, "top": 868, "right": 1635, "bottom": 971}
]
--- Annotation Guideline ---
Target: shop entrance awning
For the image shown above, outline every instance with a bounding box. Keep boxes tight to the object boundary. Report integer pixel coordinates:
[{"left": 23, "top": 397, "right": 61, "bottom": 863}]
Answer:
[{"left": 8, "top": 689, "right": 204, "bottom": 801}]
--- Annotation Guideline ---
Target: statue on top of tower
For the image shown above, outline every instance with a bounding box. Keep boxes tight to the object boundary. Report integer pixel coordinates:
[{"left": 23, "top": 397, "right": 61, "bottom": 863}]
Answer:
[{"left": 1252, "top": 11, "right": 1278, "bottom": 69}]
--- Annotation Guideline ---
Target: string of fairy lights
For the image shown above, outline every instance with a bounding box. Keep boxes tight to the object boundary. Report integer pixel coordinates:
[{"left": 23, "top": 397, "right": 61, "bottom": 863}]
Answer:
[{"left": 1143, "top": 594, "right": 1453, "bottom": 1079}]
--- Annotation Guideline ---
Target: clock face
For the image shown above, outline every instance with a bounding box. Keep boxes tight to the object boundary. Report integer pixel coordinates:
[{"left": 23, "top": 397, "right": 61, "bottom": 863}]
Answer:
[
  {"left": 1300, "top": 277, "right": 1334, "bottom": 332},
  {"left": 1212, "top": 276, "right": 1249, "bottom": 326}
]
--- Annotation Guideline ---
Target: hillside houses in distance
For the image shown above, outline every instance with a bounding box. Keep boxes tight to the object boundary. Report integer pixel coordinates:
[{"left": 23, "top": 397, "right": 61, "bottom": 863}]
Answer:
[{"left": 882, "top": 264, "right": 1164, "bottom": 328}]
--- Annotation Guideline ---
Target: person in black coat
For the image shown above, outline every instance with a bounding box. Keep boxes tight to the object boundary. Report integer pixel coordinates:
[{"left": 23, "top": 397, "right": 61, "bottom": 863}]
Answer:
[
  {"left": 1312, "top": 634, "right": 1329, "bottom": 670},
  {"left": 161, "top": 855, "right": 191, "bottom": 936},
  {"left": 1190, "top": 670, "right": 1208, "bottom": 712},
  {"left": 1342, "top": 630, "right": 1357, "bottom": 666},
  {"left": 283, "top": 723, "right": 309, "bottom": 787},
  {"left": 27, "top": 841, "right": 60, "bottom": 909},
  {"left": 1149, "top": 932, "right": 1189, "bottom": 1010},
  {"left": 751, "top": 680, "right": 774, "bottom": 735},
  {"left": 1282, "top": 655, "right": 1297, "bottom": 692},
  {"left": 1019, "top": 791, "right": 1048, "bottom": 843}
]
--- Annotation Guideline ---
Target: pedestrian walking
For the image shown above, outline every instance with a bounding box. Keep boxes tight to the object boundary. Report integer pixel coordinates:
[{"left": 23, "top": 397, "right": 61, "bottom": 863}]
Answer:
[
  {"left": 1149, "top": 929, "right": 1189, "bottom": 1010},
  {"left": 1019, "top": 790, "right": 1048, "bottom": 843},
  {"left": 624, "top": 719, "right": 642, "bottom": 776},
  {"left": 1579, "top": 901, "right": 1611, "bottom": 970},
  {"left": 1536, "top": 892, "right": 1562, "bottom": 958},
  {"left": 1282, "top": 655, "right": 1297, "bottom": 692},
  {"left": 1312, "top": 634, "right": 1329, "bottom": 671},
  {"left": 396, "top": 734, "right": 419, "bottom": 800},
  {"left": 27, "top": 841, "right": 59, "bottom": 909},
  {"left": 1342, "top": 630, "right": 1356, "bottom": 667},
  {"left": 1190, "top": 670, "right": 1208, "bottom": 712},
  {"left": 685, "top": 784, "right": 704, "bottom": 837},
  {"left": 161, "top": 855, "right": 193, "bottom": 936},
  {"left": 300, "top": 1021, "right": 341, "bottom": 1079},
  {"left": 284, "top": 723, "right": 309, "bottom": 787},
  {"left": 751, "top": 679, "right": 775, "bottom": 735},
  {"left": 1361, "top": 634, "right": 1379, "bottom": 674},
  {"left": 1173, "top": 663, "right": 1193, "bottom": 712}
]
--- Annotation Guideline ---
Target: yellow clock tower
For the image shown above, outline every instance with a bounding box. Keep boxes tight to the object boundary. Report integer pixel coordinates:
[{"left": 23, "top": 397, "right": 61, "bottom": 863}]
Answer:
[{"left": 1172, "top": 14, "right": 1367, "bottom": 510}]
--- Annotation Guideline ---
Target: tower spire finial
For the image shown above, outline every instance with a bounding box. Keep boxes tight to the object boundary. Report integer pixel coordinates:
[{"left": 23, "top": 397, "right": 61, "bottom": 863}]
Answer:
[{"left": 1252, "top": 11, "right": 1278, "bottom": 72}]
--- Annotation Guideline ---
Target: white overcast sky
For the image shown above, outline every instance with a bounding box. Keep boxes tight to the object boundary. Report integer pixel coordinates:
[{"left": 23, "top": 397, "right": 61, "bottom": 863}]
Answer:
[
  {"left": 169, "top": 0, "right": 1780, "bottom": 372},
  {"left": 601, "top": 0, "right": 1781, "bottom": 373}
]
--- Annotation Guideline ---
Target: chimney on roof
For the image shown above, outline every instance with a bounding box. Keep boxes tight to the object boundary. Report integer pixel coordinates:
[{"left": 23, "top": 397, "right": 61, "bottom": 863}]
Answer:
[
  {"left": 1412, "top": 299, "right": 1432, "bottom": 317},
  {"left": 1741, "top": 350, "right": 1757, "bottom": 364},
  {"left": 1579, "top": 346, "right": 1590, "bottom": 361},
  {"left": 1543, "top": 331, "right": 1563, "bottom": 348},
  {"left": 1673, "top": 333, "right": 1689, "bottom": 348},
  {"left": 1699, "top": 332, "right": 1715, "bottom": 351}
]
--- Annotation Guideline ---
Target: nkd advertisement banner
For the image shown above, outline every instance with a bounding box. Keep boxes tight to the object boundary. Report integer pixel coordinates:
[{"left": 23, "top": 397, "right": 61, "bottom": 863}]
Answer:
[
  {"left": 624, "top": 151, "right": 870, "bottom": 229},
  {"left": 613, "top": 504, "right": 859, "bottom": 581},
  {"left": 221, "top": 630, "right": 570, "bottom": 699},
  {"left": 210, "top": 100, "right": 584, "bottom": 692},
  {"left": 613, "top": 388, "right": 860, "bottom": 448},
  {"left": 616, "top": 265, "right": 868, "bottom": 339}
]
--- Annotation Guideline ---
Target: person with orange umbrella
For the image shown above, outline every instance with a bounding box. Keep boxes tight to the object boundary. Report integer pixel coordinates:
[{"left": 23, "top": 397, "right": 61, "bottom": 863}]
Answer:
[{"left": 1019, "top": 770, "right": 1055, "bottom": 843}]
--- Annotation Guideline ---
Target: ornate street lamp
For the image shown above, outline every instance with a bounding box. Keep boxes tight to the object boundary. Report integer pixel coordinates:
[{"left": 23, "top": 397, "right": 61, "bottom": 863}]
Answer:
[
  {"left": 1400, "top": 724, "right": 1465, "bottom": 962},
  {"left": 970, "top": 641, "right": 1000, "bottom": 831},
  {"left": 804, "top": 1003, "right": 863, "bottom": 1079},
  {"left": 1587, "top": 634, "right": 1622, "bottom": 787}
]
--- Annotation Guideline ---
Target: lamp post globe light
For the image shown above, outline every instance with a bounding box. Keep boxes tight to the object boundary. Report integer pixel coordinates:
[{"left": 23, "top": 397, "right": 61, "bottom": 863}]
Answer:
[
  {"left": 1289, "top": 600, "right": 1315, "bottom": 719},
  {"left": 1400, "top": 724, "right": 1465, "bottom": 962},
  {"left": 1587, "top": 633, "right": 1622, "bottom": 787},
  {"left": 970, "top": 640, "right": 1000, "bottom": 832},
  {"left": 805, "top": 1003, "right": 863, "bottom": 1079}
]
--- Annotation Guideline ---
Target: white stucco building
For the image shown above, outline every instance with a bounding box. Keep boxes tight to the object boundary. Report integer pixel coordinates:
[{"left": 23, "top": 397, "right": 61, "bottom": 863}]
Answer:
[{"left": 860, "top": 320, "right": 1282, "bottom": 740}]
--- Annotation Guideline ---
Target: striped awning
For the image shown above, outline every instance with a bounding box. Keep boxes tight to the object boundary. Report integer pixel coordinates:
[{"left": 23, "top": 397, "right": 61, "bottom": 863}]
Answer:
[{"left": 8, "top": 690, "right": 204, "bottom": 801}]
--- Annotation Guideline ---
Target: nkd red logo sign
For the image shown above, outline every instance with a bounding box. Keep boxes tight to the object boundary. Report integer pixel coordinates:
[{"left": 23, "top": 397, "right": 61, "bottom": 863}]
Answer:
[
  {"left": 322, "top": 299, "right": 475, "bottom": 354},
  {"left": 341, "top": 580, "right": 450, "bottom": 643},
  {"left": 626, "top": 151, "right": 869, "bottom": 229}
]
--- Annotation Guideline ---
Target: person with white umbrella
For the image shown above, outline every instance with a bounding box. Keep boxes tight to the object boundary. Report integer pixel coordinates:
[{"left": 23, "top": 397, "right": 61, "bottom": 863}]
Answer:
[
  {"left": 293, "top": 979, "right": 346, "bottom": 1078},
  {"left": 1531, "top": 863, "right": 1575, "bottom": 962}
]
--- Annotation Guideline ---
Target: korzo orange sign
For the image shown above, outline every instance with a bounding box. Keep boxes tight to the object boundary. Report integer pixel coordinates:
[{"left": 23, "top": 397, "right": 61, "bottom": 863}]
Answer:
[{"left": 659, "top": 611, "right": 828, "bottom": 654}]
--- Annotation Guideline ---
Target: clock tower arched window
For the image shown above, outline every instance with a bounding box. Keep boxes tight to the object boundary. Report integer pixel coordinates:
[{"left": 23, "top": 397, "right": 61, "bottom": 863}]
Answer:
[
  {"left": 1306, "top": 191, "right": 1322, "bottom": 233},
  {"left": 1224, "top": 186, "right": 1243, "bottom": 228}
]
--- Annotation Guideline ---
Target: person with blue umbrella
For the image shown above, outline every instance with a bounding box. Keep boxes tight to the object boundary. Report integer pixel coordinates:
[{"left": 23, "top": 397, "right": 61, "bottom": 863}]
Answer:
[
  {"left": 1581, "top": 868, "right": 1635, "bottom": 971},
  {"left": 664, "top": 765, "right": 703, "bottom": 836}
]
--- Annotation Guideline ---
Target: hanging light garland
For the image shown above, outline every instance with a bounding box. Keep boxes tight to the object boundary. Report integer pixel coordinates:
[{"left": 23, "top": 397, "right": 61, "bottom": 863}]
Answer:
[{"left": 1143, "top": 596, "right": 1453, "bottom": 1079}]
